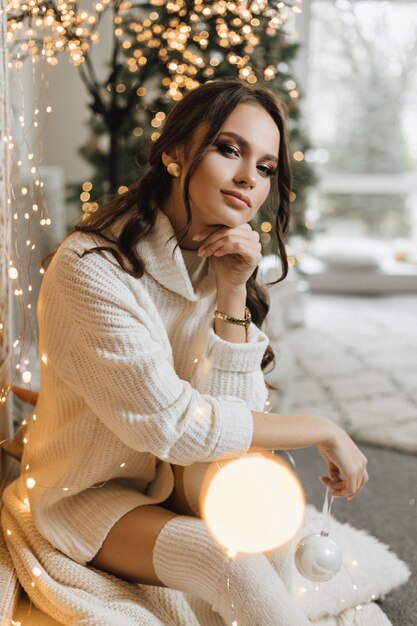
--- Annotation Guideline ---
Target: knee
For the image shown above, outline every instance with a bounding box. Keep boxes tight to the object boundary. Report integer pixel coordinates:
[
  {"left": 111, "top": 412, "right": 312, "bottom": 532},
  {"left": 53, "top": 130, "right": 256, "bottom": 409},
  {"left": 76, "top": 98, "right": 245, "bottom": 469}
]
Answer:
[{"left": 182, "top": 462, "right": 212, "bottom": 517}]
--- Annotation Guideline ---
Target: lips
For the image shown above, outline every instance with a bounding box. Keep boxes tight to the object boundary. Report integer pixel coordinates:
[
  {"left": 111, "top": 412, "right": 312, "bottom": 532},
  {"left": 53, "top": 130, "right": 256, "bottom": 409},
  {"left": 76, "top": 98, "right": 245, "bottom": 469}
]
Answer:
[{"left": 220, "top": 189, "right": 252, "bottom": 208}]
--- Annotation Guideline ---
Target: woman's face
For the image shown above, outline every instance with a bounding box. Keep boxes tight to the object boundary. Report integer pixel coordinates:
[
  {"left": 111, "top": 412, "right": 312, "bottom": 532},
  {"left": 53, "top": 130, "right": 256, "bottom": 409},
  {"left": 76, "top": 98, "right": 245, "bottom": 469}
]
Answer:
[{"left": 187, "top": 102, "right": 280, "bottom": 230}]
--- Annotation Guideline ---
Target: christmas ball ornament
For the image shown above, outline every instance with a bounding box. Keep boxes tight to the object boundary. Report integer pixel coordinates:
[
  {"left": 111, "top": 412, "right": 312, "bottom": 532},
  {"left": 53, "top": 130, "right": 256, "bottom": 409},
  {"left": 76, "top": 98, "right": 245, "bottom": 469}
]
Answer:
[{"left": 295, "top": 531, "right": 342, "bottom": 582}]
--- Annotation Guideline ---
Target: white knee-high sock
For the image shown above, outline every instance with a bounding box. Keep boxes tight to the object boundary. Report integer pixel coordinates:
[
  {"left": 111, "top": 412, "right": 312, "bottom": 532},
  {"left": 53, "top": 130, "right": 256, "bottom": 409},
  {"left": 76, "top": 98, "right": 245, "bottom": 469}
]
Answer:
[
  {"left": 182, "top": 462, "right": 295, "bottom": 593},
  {"left": 265, "top": 540, "right": 294, "bottom": 592},
  {"left": 152, "top": 516, "right": 311, "bottom": 626}
]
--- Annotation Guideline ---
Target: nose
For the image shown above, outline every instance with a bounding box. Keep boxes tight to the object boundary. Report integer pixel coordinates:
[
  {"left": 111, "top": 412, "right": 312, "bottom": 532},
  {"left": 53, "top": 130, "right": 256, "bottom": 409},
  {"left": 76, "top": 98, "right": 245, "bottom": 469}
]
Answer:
[{"left": 233, "top": 166, "right": 257, "bottom": 189}]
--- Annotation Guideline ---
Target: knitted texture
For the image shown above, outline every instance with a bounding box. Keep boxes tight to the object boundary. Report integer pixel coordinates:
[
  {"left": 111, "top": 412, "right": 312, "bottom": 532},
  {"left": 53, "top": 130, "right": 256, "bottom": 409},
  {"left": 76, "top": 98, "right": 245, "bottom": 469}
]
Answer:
[
  {"left": 152, "top": 515, "right": 311, "bottom": 626},
  {"left": 2, "top": 482, "right": 405, "bottom": 625},
  {"left": 182, "top": 454, "right": 294, "bottom": 592},
  {"left": 0, "top": 210, "right": 407, "bottom": 625},
  {"left": 2, "top": 485, "right": 197, "bottom": 625},
  {"left": 3, "top": 209, "right": 269, "bottom": 566}
]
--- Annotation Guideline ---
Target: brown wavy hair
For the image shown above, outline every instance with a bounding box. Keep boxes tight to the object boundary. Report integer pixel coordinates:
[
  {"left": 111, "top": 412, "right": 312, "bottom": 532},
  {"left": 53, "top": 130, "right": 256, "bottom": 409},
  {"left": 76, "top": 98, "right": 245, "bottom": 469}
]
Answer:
[{"left": 72, "top": 78, "right": 292, "bottom": 373}]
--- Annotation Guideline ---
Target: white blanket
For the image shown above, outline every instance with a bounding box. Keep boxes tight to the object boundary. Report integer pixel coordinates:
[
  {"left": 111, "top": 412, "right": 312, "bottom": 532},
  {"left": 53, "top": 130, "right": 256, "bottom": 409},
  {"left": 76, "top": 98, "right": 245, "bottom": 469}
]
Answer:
[{"left": 1, "top": 484, "right": 410, "bottom": 626}]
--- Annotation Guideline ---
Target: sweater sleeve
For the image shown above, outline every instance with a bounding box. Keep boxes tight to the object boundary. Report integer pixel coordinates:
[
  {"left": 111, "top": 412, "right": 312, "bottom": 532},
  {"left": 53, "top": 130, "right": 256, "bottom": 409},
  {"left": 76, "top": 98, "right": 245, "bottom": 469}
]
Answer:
[
  {"left": 43, "top": 247, "right": 253, "bottom": 466},
  {"left": 190, "top": 321, "right": 270, "bottom": 412}
]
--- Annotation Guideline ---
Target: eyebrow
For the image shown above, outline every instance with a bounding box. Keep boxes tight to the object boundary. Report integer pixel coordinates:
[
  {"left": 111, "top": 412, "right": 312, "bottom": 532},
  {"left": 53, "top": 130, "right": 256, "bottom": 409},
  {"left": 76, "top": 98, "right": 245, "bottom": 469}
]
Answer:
[{"left": 218, "top": 131, "right": 279, "bottom": 164}]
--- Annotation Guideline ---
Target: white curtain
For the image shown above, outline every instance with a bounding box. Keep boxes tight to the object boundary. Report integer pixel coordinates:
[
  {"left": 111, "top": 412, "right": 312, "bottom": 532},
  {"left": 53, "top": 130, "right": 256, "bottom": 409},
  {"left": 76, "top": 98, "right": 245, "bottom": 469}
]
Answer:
[{"left": 0, "top": 0, "right": 12, "bottom": 486}]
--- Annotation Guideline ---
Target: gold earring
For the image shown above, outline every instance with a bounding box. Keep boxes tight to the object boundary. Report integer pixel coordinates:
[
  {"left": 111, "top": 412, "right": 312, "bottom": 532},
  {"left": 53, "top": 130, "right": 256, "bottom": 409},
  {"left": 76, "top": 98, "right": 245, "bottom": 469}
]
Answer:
[{"left": 167, "top": 163, "right": 182, "bottom": 178}]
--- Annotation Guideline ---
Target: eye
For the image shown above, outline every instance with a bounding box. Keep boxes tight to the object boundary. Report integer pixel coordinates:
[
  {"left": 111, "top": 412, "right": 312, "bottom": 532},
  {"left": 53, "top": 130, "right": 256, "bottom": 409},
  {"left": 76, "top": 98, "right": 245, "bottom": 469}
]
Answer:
[
  {"left": 217, "top": 142, "right": 240, "bottom": 158},
  {"left": 257, "top": 164, "right": 277, "bottom": 178}
]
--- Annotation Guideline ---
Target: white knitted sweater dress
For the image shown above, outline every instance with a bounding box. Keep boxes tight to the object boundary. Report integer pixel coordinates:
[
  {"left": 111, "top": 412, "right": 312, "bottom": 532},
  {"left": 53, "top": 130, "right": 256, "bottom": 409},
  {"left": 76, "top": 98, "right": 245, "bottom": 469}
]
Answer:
[
  {"left": 1, "top": 209, "right": 410, "bottom": 625},
  {"left": 4, "top": 208, "right": 269, "bottom": 566}
]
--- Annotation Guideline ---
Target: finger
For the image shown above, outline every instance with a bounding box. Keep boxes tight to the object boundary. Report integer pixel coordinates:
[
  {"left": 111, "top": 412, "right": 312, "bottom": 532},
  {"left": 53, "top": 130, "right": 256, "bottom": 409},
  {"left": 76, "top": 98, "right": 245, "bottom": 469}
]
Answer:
[
  {"left": 320, "top": 475, "right": 355, "bottom": 500},
  {"left": 199, "top": 239, "right": 260, "bottom": 260},
  {"left": 343, "top": 466, "right": 360, "bottom": 496},
  {"left": 320, "top": 478, "right": 344, "bottom": 496},
  {"left": 329, "top": 482, "right": 347, "bottom": 496},
  {"left": 211, "top": 237, "right": 261, "bottom": 254},
  {"left": 199, "top": 233, "right": 260, "bottom": 258},
  {"left": 210, "top": 241, "right": 261, "bottom": 265},
  {"left": 332, "top": 482, "right": 354, "bottom": 498},
  {"left": 356, "top": 468, "right": 369, "bottom": 495},
  {"left": 319, "top": 476, "right": 331, "bottom": 485},
  {"left": 318, "top": 458, "right": 342, "bottom": 486},
  {"left": 348, "top": 457, "right": 368, "bottom": 497},
  {"left": 199, "top": 229, "right": 260, "bottom": 256},
  {"left": 319, "top": 476, "right": 346, "bottom": 495},
  {"left": 197, "top": 226, "right": 259, "bottom": 251},
  {"left": 340, "top": 472, "right": 363, "bottom": 499}
]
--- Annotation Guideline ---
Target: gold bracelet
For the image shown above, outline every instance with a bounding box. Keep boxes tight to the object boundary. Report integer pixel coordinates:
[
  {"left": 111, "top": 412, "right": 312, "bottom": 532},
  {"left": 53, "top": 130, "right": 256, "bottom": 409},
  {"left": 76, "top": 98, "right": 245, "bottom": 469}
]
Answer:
[{"left": 214, "top": 306, "right": 251, "bottom": 328}]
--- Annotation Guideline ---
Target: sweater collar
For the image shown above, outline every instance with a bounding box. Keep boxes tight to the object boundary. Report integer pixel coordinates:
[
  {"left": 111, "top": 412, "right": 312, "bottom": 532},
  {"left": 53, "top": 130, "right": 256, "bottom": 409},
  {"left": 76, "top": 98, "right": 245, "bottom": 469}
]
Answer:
[{"left": 137, "top": 209, "right": 215, "bottom": 301}]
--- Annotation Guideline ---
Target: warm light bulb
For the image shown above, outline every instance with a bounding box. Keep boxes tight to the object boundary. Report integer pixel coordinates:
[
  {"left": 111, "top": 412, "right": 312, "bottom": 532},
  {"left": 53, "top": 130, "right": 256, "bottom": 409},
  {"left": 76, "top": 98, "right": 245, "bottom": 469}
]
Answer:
[{"left": 22, "top": 371, "right": 32, "bottom": 383}]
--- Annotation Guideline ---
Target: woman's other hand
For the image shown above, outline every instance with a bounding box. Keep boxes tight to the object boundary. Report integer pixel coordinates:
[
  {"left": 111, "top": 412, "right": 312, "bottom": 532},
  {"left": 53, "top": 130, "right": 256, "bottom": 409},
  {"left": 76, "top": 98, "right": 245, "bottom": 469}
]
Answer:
[
  {"left": 251, "top": 411, "right": 369, "bottom": 501},
  {"left": 317, "top": 429, "right": 369, "bottom": 500}
]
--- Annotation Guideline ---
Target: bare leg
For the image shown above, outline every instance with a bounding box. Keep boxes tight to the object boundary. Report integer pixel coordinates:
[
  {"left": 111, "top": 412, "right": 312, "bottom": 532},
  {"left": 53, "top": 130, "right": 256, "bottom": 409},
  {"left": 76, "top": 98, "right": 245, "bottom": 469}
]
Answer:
[
  {"left": 180, "top": 459, "right": 294, "bottom": 591},
  {"left": 88, "top": 463, "right": 197, "bottom": 585},
  {"left": 87, "top": 466, "right": 310, "bottom": 625},
  {"left": 87, "top": 505, "right": 178, "bottom": 586}
]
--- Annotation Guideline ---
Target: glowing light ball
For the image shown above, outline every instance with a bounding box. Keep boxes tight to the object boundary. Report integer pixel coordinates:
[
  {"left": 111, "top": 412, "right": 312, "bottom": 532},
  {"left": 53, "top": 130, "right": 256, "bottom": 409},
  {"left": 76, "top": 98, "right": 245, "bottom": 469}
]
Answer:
[
  {"left": 295, "top": 532, "right": 342, "bottom": 582},
  {"left": 201, "top": 452, "right": 305, "bottom": 554}
]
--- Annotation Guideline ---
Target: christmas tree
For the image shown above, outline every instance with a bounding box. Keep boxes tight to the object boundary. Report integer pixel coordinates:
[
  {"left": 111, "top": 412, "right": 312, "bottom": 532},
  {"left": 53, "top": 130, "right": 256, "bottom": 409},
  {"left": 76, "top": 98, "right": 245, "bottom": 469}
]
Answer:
[
  {"left": 7, "top": 0, "right": 316, "bottom": 246},
  {"left": 67, "top": 1, "right": 315, "bottom": 247}
]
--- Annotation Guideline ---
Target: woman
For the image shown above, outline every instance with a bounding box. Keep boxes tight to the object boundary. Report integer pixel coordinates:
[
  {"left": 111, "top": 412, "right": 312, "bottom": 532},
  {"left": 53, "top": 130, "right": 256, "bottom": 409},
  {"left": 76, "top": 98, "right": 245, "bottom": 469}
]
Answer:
[{"left": 2, "top": 78, "right": 368, "bottom": 625}]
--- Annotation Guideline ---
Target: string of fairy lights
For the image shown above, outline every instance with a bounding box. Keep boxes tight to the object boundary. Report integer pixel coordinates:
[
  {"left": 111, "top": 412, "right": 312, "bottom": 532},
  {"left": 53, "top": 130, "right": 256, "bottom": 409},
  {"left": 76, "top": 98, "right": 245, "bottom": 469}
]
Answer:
[
  {"left": 6, "top": 0, "right": 301, "bottom": 69},
  {"left": 2, "top": 0, "right": 309, "bottom": 398},
  {"left": 5, "top": 0, "right": 302, "bottom": 86},
  {"left": 0, "top": 45, "right": 52, "bottom": 412},
  {"left": 6, "top": 0, "right": 308, "bottom": 216}
]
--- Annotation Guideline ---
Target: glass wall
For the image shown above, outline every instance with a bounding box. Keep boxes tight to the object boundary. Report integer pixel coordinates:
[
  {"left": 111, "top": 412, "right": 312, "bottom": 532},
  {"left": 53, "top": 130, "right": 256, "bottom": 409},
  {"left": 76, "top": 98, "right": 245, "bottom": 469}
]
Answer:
[{"left": 303, "top": 0, "right": 417, "bottom": 241}]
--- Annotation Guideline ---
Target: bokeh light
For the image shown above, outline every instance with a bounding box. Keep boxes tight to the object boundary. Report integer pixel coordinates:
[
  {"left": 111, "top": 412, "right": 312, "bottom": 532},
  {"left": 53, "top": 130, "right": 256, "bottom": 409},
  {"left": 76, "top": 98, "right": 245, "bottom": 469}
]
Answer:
[{"left": 201, "top": 451, "right": 305, "bottom": 554}]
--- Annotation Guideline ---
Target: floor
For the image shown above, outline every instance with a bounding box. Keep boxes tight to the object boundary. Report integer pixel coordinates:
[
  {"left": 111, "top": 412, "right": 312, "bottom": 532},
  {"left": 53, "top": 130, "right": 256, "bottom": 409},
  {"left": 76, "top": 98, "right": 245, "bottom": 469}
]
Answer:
[{"left": 279, "top": 294, "right": 417, "bottom": 453}]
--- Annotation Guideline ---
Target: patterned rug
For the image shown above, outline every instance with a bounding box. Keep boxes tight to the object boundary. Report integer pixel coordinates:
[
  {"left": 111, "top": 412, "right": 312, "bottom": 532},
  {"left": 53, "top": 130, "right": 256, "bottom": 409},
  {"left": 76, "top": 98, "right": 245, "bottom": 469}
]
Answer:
[{"left": 270, "top": 294, "right": 417, "bottom": 454}]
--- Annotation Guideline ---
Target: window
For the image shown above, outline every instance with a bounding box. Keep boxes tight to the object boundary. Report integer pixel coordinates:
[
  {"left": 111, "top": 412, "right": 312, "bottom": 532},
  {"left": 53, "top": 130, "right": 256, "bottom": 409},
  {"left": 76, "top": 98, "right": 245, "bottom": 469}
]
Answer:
[{"left": 304, "top": 0, "right": 417, "bottom": 240}]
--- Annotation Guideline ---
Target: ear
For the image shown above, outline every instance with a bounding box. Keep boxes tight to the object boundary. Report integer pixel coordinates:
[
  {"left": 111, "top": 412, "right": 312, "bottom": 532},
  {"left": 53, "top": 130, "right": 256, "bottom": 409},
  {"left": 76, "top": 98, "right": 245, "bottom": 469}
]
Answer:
[{"left": 161, "top": 147, "right": 182, "bottom": 168}]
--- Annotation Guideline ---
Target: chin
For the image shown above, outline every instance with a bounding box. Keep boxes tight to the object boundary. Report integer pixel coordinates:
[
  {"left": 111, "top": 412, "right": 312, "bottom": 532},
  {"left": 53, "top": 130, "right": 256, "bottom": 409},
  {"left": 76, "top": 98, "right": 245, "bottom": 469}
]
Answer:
[
  {"left": 223, "top": 214, "right": 251, "bottom": 228},
  {"left": 209, "top": 209, "right": 250, "bottom": 229}
]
